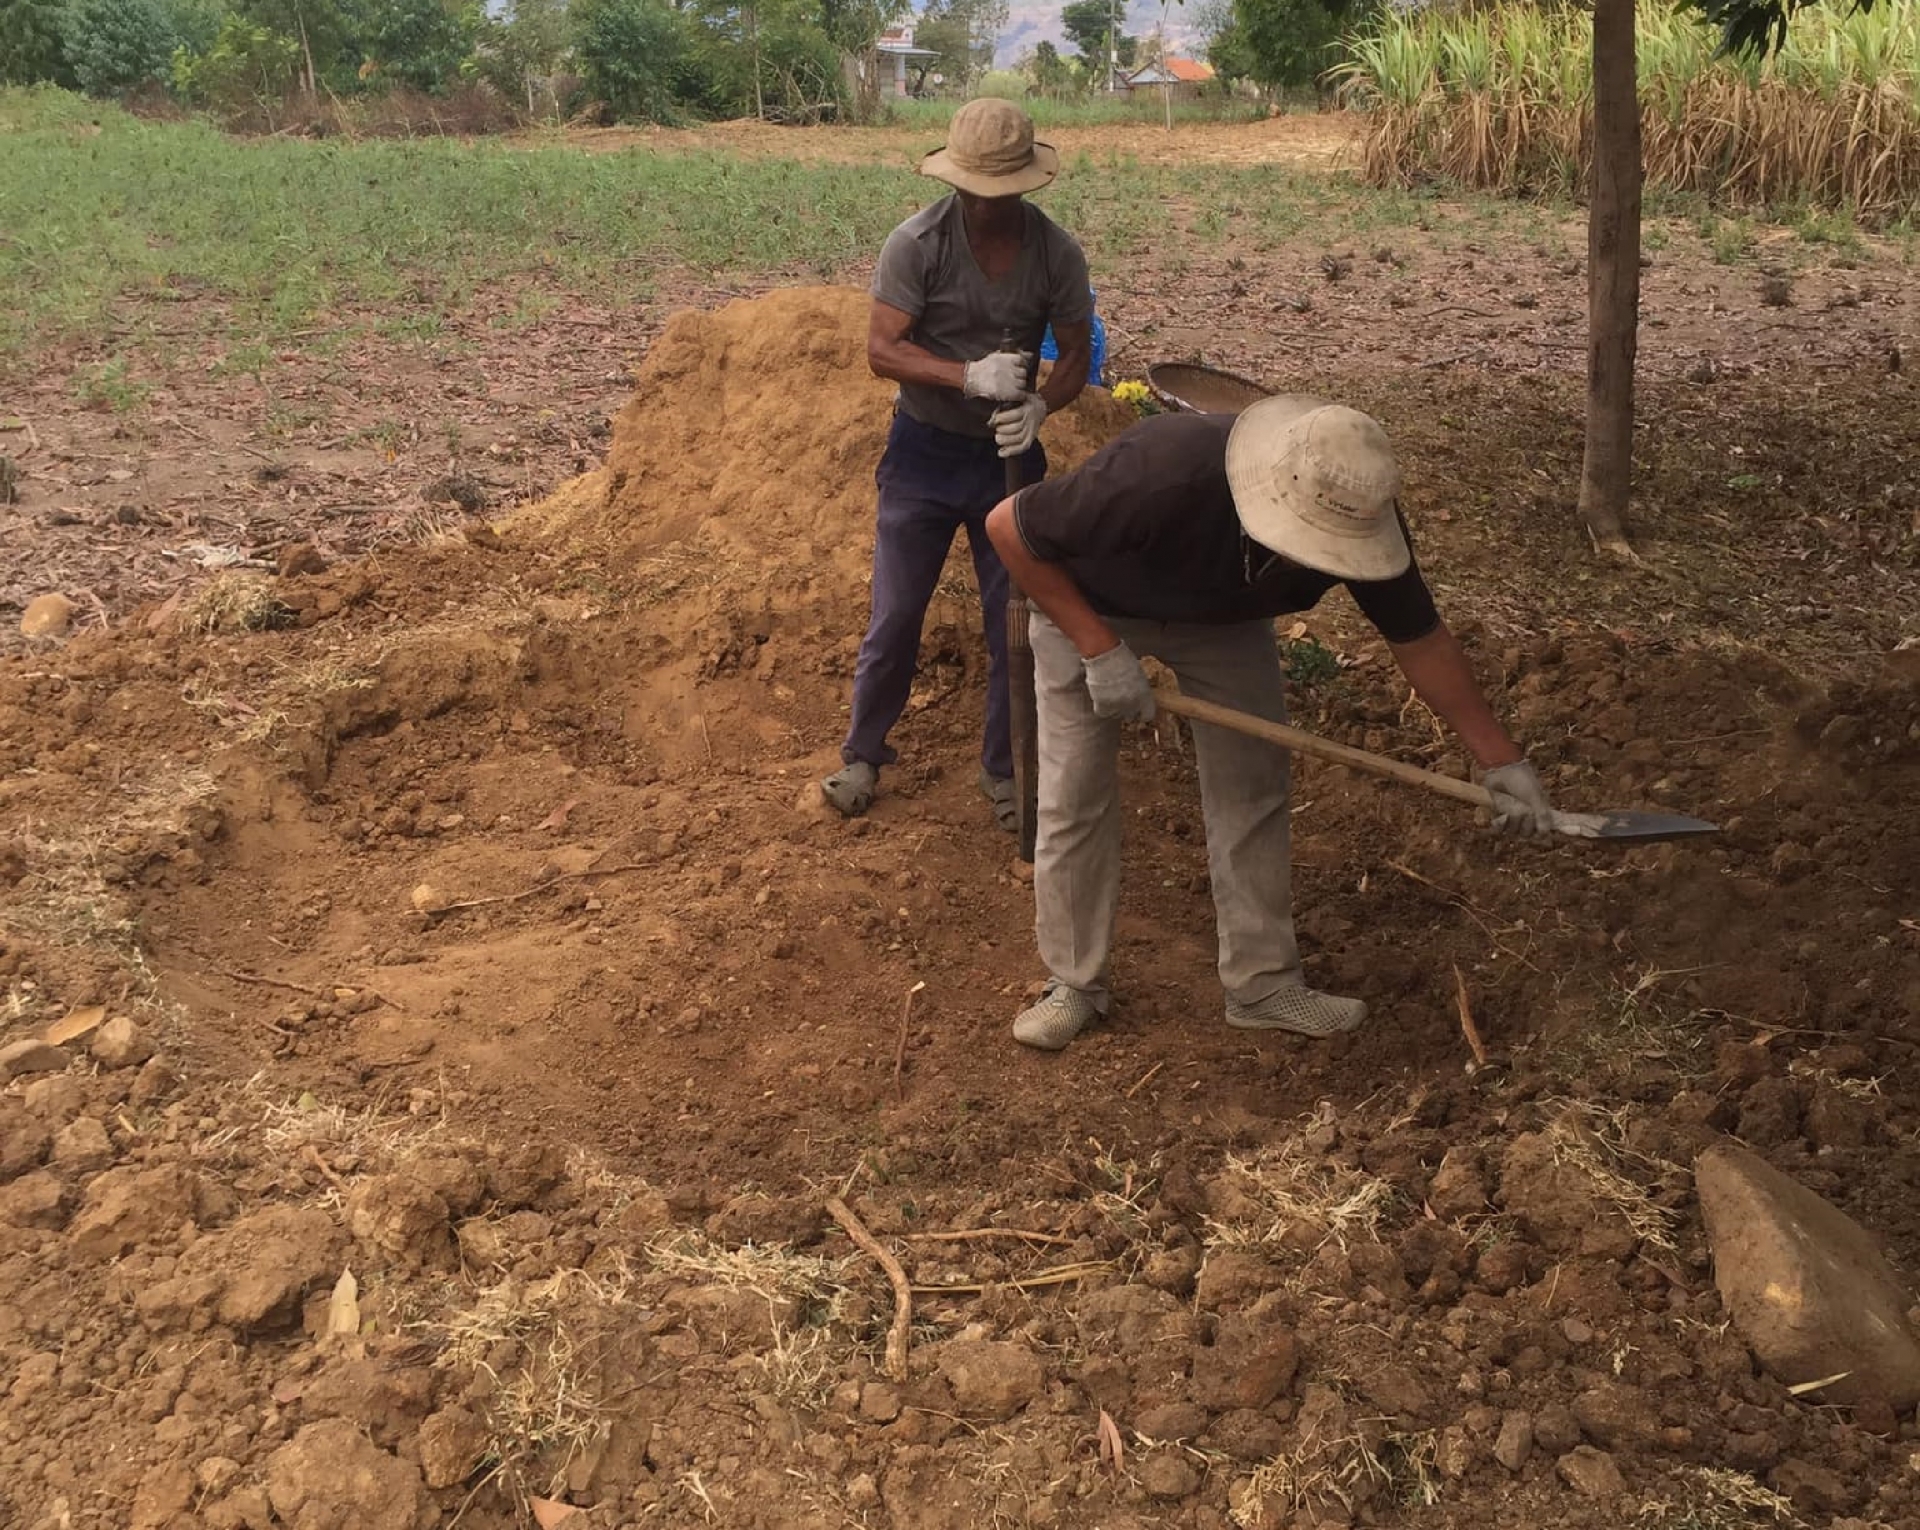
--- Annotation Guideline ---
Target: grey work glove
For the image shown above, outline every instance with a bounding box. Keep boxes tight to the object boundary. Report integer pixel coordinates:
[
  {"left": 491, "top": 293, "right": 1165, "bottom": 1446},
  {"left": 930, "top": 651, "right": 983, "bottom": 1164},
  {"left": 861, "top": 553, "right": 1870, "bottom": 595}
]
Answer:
[
  {"left": 962, "top": 349, "right": 1034, "bottom": 402},
  {"left": 1084, "top": 643, "right": 1156, "bottom": 722},
  {"left": 1481, "top": 759, "right": 1557, "bottom": 836},
  {"left": 990, "top": 393, "right": 1047, "bottom": 458}
]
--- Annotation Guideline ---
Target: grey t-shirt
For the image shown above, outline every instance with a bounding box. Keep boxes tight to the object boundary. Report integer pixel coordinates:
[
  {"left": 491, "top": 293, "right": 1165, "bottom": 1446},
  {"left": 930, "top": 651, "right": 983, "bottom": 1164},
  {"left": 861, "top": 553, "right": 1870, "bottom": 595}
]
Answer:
[{"left": 870, "top": 194, "right": 1092, "bottom": 440}]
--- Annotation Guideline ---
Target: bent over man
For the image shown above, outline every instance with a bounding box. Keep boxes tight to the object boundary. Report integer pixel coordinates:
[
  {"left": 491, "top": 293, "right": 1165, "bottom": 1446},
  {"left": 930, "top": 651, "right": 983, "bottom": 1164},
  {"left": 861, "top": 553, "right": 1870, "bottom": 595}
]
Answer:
[
  {"left": 822, "top": 98, "right": 1092, "bottom": 833},
  {"left": 984, "top": 396, "right": 1563, "bottom": 1050}
]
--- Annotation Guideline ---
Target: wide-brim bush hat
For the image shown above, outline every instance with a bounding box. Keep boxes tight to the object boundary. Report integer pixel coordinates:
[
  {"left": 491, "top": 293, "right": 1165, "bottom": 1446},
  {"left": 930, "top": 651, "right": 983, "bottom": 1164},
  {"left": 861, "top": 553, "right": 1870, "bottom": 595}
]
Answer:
[
  {"left": 1225, "top": 395, "right": 1411, "bottom": 582},
  {"left": 920, "top": 98, "right": 1060, "bottom": 197}
]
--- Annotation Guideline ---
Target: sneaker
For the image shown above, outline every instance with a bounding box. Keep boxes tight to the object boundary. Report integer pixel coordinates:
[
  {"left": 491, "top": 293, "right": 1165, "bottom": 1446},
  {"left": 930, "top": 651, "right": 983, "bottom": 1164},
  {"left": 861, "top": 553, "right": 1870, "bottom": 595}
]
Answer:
[
  {"left": 820, "top": 761, "right": 878, "bottom": 818},
  {"left": 1012, "top": 982, "right": 1102, "bottom": 1051},
  {"left": 1225, "top": 985, "right": 1367, "bottom": 1038}
]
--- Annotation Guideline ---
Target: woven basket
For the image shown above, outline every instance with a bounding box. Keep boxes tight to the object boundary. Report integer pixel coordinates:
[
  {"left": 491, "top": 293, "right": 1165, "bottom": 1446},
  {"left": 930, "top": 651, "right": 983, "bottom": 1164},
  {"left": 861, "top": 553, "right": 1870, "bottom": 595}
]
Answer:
[{"left": 1144, "top": 362, "right": 1273, "bottom": 417}]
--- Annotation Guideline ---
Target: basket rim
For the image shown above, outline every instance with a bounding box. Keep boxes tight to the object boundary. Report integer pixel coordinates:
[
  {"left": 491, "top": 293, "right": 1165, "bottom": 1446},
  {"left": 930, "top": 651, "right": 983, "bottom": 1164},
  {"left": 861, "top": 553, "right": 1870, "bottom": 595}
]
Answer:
[{"left": 1143, "top": 360, "right": 1274, "bottom": 415}]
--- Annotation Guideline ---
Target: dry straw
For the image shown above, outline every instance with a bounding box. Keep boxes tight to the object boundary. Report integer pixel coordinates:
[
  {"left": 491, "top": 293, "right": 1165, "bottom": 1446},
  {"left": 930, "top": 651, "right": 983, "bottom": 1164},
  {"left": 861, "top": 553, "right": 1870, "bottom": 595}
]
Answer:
[{"left": 1335, "top": 0, "right": 1920, "bottom": 219}]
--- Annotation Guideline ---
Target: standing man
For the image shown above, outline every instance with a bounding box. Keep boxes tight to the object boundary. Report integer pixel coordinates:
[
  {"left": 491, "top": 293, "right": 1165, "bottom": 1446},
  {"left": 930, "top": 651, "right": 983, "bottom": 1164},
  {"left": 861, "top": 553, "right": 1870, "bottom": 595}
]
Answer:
[
  {"left": 821, "top": 98, "right": 1093, "bottom": 833},
  {"left": 983, "top": 397, "right": 1566, "bottom": 1050}
]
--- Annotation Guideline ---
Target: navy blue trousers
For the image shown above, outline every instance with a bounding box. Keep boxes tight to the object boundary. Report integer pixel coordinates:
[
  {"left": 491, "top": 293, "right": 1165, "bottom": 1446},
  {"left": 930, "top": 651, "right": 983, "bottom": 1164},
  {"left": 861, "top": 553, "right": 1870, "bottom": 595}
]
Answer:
[{"left": 841, "top": 410, "right": 1046, "bottom": 782}]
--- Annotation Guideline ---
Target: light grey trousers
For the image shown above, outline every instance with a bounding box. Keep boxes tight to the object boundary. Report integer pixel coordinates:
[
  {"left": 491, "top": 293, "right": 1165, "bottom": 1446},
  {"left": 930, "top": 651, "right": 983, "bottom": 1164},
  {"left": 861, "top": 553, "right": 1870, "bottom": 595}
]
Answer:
[{"left": 1031, "top": 608, "right": 1302, "bottom": 1010}]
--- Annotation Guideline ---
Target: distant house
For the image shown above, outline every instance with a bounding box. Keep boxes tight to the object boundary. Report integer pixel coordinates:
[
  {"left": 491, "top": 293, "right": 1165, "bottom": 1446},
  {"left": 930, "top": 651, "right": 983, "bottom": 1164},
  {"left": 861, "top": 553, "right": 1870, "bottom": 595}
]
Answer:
[
  {"left": 876, "top": 25, "right": 940, "bottom": 99},
  {"left": 1124, "top": 56, "right": 1217, "bottom": 100}
]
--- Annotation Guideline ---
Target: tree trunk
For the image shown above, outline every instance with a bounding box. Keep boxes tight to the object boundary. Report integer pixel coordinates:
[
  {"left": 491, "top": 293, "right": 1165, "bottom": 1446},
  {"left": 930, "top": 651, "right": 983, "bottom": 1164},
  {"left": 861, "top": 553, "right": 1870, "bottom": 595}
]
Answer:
[{"left": 1577, "top": 0, "right": 1641, "bottom": 555}]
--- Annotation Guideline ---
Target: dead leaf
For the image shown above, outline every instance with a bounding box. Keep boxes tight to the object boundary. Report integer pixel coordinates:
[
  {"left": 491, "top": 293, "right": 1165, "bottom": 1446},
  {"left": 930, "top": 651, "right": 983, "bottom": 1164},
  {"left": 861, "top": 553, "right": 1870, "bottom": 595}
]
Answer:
[
  {"left": 44, "top": 1006, "right": 106, "bottom": 1045},
  {"left": 1285, "top": 620, "right": 1308, "bottom": 641},
  {"left": 1787, "top": 1370, "right": 1851, "bottom": 1396},
  {"left": 326, "top": 1268, "right": 360, "bottom": 1339},
  {"left": 530, "top": 1498, "right": 580, "bottom": 1528},
  {"left": 1096, "top": 1409, "right": 1125, "bottom": 1473},
  {"left": 538, "top": 797, "right": 582, "bottom": 832}
]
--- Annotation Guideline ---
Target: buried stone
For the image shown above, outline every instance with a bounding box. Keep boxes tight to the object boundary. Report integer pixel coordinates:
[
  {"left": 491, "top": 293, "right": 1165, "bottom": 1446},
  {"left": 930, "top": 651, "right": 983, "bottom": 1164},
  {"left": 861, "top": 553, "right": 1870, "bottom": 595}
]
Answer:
[{"left": 1697, "top": 1143, "right": 1920, "bottom": 1410}]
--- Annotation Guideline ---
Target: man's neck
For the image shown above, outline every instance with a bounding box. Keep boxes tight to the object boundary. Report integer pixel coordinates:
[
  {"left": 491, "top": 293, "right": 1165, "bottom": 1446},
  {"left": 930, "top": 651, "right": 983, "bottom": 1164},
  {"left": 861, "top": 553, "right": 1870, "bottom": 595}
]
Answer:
[{"left": 960, "top": 197, "right": 1024, "bottom": 245}]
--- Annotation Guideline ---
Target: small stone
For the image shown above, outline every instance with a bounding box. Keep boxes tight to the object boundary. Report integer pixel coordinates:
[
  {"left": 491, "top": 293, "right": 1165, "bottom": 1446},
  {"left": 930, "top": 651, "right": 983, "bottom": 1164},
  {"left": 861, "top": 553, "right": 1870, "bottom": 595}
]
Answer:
[
  {"left": 1357, "top": 1363, "right": 1432, "bottom": 1420},
  {"left": 1427, "top": 1147, "right": 1489, "bottom": 1220},
  {"left": 1494, "top": 1411, "right": 1534, "bottom": 1472},
  {"left": 195, "top": 1457, "right": 242, "bottom": 1495},
  {"left": 1556, "top": 1446, "right": 1626, "bottom": 1499},
  {"left": 935, "top": 1340, "right": 1042, "bottom": 1420},
  {"left": 1143, "top": 1244, "right": 1202, "bottom": 1296},
  {"left": 1697, "top": 1142, "right": 1920, "bottom": 1409},
  {"left": 1139, "top": 1452, "right": 1199, "bottom": 1501},
  {"left": 20, "top": 593, "right": 75, "bottom": 637},
  {"left": 266, "top": 1418, "right": 430, "bottom": 1530},
  {"left": 1475, "top": 1240, "right": 1530, "bottom": 1295},
  {"left": 1194, "top": 1249, "right": 1284, "bottom": 1311},
  {"left": 859, "top": 1382, "right": 902, "bottom": 1424},
  {"left": 1192, "top": 1318, "right": 1298, "bottom": 1411},
  {"left": 52, "top": 1116, "right": 114, "bottom": 1174},
  {"left": 91, "top": 1016, "right": 156, "bottom": 1069},
  {"left": 1770, "top": 1457, "right": 1860, "bottom": 1517},
  {"left": 418, "top": 1406, "right": 489, "bottom": 1489},
  {"left": 1135, "top": 1403, "right": 1210, "bottom": 1442},
  {"left": 0, "top": 1169, "right": 68, "bottom": 1229},
  {"left": 131, "top": 1462, "right": 194, "bottom": 1530},
  {"left": 1, "top": 1100, "right": 52, "bottom": 1180},
  {"left": 1561, "top": 1317, "right": 1595, "bottom": 1346},
  {"left": 1534, "top": 1403, "right": 1581, "bottom": 1456},
  {"left": 1573, "top": 1382, "right": 1656, "bottom": 1450},
  {"left": 0, "top": 1038, "right": 71, "bottom": 1080},
  {"left": 130, "top": 1057, "right": 182, "bottom": 1107},
  {"left": 277, "top": 542, "right": 328, "bottom": 579},
  {"left": 1435, "top": 1425, "right": 1475, "bottom": 1480}
]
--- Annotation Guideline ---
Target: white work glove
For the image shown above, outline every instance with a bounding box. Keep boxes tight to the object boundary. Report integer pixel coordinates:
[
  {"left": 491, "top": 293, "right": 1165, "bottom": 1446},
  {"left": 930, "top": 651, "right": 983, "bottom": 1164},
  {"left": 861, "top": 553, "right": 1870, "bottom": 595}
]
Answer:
[
  {"left": 990, "top": 393, "right": 1047, "bottom": 459},
  {"left": 962, "top": 349, "right": 1033, "bottom": 402},
  {"left": 1480, "top": 759, "right": 1557, "bottom": 836},
  {"left": 1083, "top": 643, "right": 1155, "bottom": 722}
]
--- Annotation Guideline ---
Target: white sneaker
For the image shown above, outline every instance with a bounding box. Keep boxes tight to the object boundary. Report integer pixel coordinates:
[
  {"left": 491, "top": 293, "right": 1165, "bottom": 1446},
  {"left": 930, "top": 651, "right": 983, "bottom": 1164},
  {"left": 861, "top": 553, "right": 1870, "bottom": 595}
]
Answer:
[
  {"left": 1225, "top": 985, "right": 1367, "bottom": 1037},
  {"left": 1012, "top": 983, "right": 1101, "bottom": 1051}
]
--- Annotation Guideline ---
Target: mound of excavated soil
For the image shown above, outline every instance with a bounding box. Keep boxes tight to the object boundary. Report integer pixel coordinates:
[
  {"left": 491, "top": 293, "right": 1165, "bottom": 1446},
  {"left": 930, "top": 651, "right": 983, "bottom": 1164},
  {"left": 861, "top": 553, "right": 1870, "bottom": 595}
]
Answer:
[
  {"left": 525, "top": 283, "right": 1132, "bottom": 593},
  {"left": 4, "top": 287, "right": 1920, "bottom": 1530}
]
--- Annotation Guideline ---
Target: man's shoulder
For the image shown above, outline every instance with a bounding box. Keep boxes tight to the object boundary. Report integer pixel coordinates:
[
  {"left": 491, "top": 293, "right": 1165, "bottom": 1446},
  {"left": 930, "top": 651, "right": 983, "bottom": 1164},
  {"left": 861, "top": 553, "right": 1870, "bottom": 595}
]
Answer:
[
  {"left": 889, "top": 195, "right": 957, "bottom": 245},
  {"left": 1030, "top": 205, "right": 1088, "bottom": 257}
]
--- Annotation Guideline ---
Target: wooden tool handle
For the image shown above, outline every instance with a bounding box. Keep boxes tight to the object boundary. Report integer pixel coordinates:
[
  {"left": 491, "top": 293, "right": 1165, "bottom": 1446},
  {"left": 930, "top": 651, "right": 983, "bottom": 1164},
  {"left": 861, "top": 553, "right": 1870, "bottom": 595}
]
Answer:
[{"left": 1153, "top": 690, "right": 1496, "bottom": 811}]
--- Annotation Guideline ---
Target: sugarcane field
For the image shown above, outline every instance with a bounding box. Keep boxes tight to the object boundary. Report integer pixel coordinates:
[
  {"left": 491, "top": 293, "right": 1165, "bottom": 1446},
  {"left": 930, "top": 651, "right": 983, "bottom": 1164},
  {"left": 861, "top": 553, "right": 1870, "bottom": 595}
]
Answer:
[{"left": 1, "top": 0, "right": 1919, "bottom": 1524}]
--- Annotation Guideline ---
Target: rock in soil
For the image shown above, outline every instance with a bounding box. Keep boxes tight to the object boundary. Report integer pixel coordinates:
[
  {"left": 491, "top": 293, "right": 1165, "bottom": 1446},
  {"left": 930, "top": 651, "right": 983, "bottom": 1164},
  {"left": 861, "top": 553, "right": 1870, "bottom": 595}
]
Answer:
[
  {"left": 417, "top": 1406, "right": 490, "bottom": 1490},
  {"left": 69, "top": 1164, "right": 206, "bottom": 1262},
  {"left": 1194, "top": 1249, "right": 1284, "bottom": 1311},
  {"left": 51, "top": 1115, "right": 114, "bottom": 1173},
  {"left": 1572, "top": 1381, "right": 1658, "bottom": 1450},
  {"left": 0, "top": 1099, "right": 52, "bottom": 1179},
  {"left": 1427, "top": 1146, "right": 1490, "bottom": 1220},
  {"left": 1139, "top": 1451, "right": 1200, "bottom": 1501},
  {"left": 1534, "top": 1403, "right": 1582, "bottom": 1456},
  {"left": 1494, "top": 1411, "right": 1534, "bottom": 1472},
  {"left": 0, "top": 1038, "right": 71, "bottom": 1080},
  {"left": 1190, "top": 1317, "right": 1298, "bottom": 1411},
  {"left": 266, "top": 1417, "right": 433, "bottom": 1530},
  {"left": 1771, "top": 1457, "right": 1864, "bottom": 1518},
  {"left": 90, "top": 1015, "right": 156, "bottom": 1068},
  {"left": 277, "top": 542, "right": 329, "bottom": 578},
  {"left": 0, "top": 1169, "right": 68, "bottom": 1229},
  {"left": 19, "top": 592, "right": 75, "bottom": 637},
  {"left": 1697, "top": 1142, "right": 1920, "bottom": 1408},
  {"left": 1556, "top": 1446, "right": 1627, "bottom": 1499},
  {"left": 1136, "top": 1402, "right": 1210, "bottom": 1442},
  {"left": 347, "top": 1174, "right": 454, "bottom": 1267},
  {"left": 933, "top": 1339, "right": 1043, "bottom": 1420}
]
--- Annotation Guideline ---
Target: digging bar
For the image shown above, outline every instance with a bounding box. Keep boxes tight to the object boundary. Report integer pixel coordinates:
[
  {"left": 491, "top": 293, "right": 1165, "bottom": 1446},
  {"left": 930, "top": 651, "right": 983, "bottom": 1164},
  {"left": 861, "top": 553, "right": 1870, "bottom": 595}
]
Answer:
[
  {"left": 1004, "top": 330, "right": 1041, "bottom": 863},
  {"left": 1154, "top": 690, "right": 1719, "bottom": 843}
]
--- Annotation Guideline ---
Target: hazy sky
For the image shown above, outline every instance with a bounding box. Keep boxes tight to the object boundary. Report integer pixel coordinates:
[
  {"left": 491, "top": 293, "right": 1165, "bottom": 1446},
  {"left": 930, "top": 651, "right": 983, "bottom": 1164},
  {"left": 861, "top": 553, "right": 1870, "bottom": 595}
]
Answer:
[{"left": 989, "top": 0, "right": 1206, "bottom": 68}]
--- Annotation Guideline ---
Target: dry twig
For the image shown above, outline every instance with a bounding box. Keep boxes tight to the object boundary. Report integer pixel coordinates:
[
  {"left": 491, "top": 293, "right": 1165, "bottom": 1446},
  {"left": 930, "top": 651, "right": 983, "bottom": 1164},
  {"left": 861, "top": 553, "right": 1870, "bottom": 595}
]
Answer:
[
  {"left": 826, "top": 1196, "right": 912, "bottom": 1382},
  {"left": 433, "top": 863, "right": 651, "bottom": 912},
  {"left": 899, "top": 1228, "right": 1073, "bottom": 1248},
  {"left": 1452, "top": 963, "right": 1489, "bottom": 1068},
  {"left": 892, "top": 981, "right": 925, "bottom": 1101}
]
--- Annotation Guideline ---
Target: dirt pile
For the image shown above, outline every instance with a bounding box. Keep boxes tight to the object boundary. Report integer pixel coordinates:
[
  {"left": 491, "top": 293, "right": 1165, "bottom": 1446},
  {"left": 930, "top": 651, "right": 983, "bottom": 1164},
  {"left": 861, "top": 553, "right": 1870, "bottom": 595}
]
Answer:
[{"left": 5, "top": 286, "right": 1920, "bottom": 1530}]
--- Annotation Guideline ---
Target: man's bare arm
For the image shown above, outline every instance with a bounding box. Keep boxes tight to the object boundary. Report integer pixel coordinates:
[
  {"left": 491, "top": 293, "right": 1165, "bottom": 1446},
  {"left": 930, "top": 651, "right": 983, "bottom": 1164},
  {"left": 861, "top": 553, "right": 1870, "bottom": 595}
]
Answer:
[
  {"left": 1038, "top": 319, "right": 1092, "bottom": 415},
  {"left": 868, "top": 300, "right": 968, "bottom": 392},
  {"left": 1387, "top": 622, "right": 1524, "bottom": 769}
]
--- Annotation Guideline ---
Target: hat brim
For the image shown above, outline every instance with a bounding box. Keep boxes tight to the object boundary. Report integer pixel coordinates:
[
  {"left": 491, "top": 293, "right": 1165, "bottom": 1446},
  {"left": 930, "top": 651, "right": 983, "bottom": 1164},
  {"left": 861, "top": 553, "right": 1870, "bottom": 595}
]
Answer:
[
  {"left": 918, "top": 140, "right": 1060, "bottom": 197},
  {"left": 1226, "top": 394, "right": 1412, "bottom": 583}
]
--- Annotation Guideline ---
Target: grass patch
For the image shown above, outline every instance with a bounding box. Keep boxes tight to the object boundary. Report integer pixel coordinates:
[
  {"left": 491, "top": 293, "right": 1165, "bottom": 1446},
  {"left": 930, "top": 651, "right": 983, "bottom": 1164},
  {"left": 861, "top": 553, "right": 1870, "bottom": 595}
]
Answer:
[
  {"left": 1338, "top": 0, "right": 1920, "bottom": 220},
  {"left": 0, "top": 86, "right": 1522, "bottom": 372},
  {"left": 1205, "top": 1111, "right": 1398, "bottom": 1256}
]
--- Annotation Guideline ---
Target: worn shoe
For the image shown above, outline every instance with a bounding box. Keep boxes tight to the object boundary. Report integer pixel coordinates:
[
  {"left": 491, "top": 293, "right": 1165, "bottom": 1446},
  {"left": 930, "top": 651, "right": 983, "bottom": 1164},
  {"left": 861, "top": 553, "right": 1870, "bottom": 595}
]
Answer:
[
  {"left": 979, "top": 768, "right": 1017, "bottom": 834},
  {"left": 1225, "top": 985, "right": 1367, "bottom": 1038},
  {"left": 1012, "top": 982, "right": 1102, "bottom": 1051},
  {"left": 820, "top": 761, "right": 878, "bottom": 817}
]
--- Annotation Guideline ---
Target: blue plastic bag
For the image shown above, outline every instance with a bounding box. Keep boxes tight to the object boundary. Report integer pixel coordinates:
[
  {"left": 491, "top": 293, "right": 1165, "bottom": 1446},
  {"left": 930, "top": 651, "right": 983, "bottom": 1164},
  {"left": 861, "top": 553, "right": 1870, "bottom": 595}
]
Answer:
[{"left": 1041, "top": 288, "right": 1107, "bottom": 387}]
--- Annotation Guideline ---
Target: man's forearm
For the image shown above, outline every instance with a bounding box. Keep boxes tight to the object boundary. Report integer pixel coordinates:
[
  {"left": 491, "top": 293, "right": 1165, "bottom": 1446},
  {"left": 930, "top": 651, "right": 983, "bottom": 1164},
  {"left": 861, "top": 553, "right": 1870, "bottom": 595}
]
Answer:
[
  {"left": 869, "top": 335, "right": 967, "bottom": 392},
  {"left": 1039, "top": 330, "right": 1092, "bottom": 416},
  {"left": 985, "top": 499, "right": 1117, "bottom": 656},
  {"left": 1387, "top": 623, "right": 1524, "bottom": 769}
]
